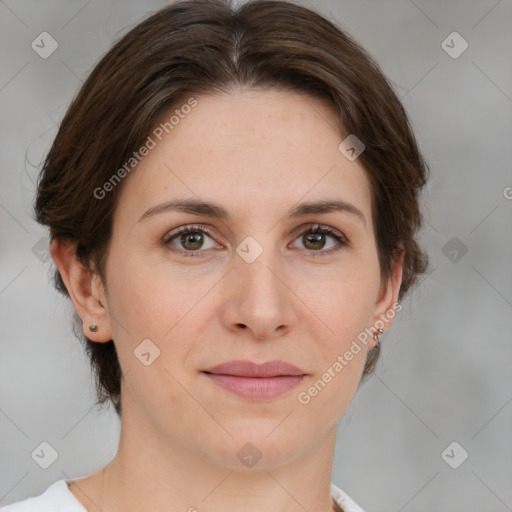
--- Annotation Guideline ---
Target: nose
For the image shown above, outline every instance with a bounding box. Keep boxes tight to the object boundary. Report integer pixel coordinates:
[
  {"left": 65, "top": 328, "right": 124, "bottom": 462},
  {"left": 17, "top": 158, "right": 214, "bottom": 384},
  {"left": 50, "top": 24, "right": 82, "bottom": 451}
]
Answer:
[{"left": 219, "top": 247, "right": 297, "bottom": 341}]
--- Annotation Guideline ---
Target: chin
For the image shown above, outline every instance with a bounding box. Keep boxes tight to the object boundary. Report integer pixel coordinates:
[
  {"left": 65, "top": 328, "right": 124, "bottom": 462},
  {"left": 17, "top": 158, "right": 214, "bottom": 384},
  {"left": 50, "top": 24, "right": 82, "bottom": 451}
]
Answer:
[{"left": 204, "top": 426, "right": 309, "bottom": 470}]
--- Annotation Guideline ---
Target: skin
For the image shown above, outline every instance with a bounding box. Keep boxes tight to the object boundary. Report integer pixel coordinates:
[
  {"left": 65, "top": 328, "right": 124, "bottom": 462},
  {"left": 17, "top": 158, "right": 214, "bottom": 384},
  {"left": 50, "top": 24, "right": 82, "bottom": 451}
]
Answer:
[{"left": 52, "top": 88, "right": 403, "bottom": 512}]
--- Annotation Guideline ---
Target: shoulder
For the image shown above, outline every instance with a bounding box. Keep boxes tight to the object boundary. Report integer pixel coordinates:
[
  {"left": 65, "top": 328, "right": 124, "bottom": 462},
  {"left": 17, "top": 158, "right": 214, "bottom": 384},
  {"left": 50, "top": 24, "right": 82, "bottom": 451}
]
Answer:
[
  {"left": 0, "top": 479, "right": 86, "bottom": 512},
  {"left": 330, "top": 482, "right": 366, "bottom": 512}
]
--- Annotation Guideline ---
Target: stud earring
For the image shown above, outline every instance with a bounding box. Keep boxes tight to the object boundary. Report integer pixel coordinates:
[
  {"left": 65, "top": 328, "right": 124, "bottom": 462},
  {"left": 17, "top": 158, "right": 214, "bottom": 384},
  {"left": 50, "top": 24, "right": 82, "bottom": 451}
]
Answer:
[
  {"left": 373, "top": 328, "right": 384, "bottom": 344},
  {"left": 89, "top": 324, "right": 99, "bottom": 332}
]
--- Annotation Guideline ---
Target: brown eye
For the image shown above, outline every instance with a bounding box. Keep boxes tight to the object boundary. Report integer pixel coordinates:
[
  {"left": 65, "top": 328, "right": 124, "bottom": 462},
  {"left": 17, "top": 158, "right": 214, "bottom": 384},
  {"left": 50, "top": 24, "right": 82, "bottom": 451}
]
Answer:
[
  {"left": 163, "top": 224, "right": 218, "bottom": 257},
  {"left": 302, "top": 232, "right": 328, "bottom": 250},
  {"left": 179, "top": 230, "right": 205, "bottom": 251},
  {"left": 163, "top": 223, "right": 348, "bottom": 259},
  {"left": 292, "top": 224, "right": 348, "bottom": 256}
]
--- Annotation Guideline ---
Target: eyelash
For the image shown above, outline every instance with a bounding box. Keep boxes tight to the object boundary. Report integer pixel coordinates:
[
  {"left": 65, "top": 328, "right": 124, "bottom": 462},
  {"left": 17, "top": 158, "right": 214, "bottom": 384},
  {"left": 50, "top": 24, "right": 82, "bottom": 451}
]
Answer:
[{"left": 162, "top": 223, "right": 349, "bottom": 258}]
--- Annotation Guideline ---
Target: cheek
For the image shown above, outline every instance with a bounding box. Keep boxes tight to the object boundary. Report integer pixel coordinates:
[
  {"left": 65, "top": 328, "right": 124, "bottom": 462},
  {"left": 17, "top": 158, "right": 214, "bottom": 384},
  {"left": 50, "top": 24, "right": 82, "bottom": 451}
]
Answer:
[
  {"left": 300, "top": 263, "right": 379, "bottom": 342},
  {"left": 295, "top": 274, "right": 377, "bottom": 417},
  {"left": 103, "top": 254, "right": 199, "bottom": 403},
  {"left": 102, "top": 248, "right": 164, "bottom": 343},
  {"left": 104, "top": 250, "right": 214, "bottom": 352}
]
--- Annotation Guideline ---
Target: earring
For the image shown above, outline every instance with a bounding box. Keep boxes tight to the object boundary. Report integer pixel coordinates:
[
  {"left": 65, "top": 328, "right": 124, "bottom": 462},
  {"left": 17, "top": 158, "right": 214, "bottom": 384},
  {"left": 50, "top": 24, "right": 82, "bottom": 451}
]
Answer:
[
  {"left": 89, "top": 324, "right": 99, "bottom": 332},
  {"left": 373, "top": 328, "right": 384, "bottom": 344}
]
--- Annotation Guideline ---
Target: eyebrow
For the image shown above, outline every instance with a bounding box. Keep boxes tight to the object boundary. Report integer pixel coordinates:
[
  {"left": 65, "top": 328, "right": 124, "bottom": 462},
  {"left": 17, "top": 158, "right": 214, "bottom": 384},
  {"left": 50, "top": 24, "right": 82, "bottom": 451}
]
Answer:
[{"left": 138, "top": 198, "right": 367, "bottom": 228}]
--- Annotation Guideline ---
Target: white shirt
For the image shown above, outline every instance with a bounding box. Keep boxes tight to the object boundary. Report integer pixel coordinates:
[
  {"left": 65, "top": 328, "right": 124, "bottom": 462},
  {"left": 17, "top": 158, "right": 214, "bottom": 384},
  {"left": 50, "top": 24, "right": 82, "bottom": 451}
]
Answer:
[{"left": 0, "top": 477, "right": 365, "bottom": 512}]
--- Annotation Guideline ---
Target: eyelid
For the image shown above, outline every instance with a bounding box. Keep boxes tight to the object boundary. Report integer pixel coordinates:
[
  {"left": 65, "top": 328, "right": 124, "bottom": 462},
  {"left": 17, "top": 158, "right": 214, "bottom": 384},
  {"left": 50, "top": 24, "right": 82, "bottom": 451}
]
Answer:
[
  {"left": 161, "top": 223, "right": 220, "bottom": 248},
  {"left": 290, "top": 222, "right": 345, "bottom": 240}
]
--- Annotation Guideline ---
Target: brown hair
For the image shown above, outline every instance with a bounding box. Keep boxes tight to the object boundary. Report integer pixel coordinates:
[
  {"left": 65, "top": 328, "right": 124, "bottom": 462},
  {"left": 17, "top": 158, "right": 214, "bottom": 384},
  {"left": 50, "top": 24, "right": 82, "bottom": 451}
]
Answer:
[{"left": 34, "top": 0, "right": 430, "bottom": 417}]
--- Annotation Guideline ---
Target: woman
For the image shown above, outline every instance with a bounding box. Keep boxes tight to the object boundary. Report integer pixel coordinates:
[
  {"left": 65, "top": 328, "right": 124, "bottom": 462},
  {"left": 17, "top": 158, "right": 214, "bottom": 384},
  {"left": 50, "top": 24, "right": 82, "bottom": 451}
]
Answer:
[{"left": 1, "top": 0, "right": 429, "bottom": 510}]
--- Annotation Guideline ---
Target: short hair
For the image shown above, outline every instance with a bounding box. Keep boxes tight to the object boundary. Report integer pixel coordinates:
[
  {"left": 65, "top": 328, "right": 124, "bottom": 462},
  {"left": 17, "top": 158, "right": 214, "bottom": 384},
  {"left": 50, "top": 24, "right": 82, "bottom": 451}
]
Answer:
[{"left": 34, "top": 0, "right": 430, "bottom": 417}]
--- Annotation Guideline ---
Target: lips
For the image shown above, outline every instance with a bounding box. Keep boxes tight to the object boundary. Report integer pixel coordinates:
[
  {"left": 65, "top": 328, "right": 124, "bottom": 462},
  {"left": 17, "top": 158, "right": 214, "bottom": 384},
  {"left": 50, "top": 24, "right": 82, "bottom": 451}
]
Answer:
[
  {"left": 203, "top": 360, "right": 306, "bottom": 377},
  {"left": 202, "top": 360, "right": 307, "bottom": 400}
]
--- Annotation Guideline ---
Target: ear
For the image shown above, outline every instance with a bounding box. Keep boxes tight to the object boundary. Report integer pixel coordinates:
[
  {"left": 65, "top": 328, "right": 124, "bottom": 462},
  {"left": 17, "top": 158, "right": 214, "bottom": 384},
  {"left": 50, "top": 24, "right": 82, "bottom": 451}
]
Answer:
[
  {"left": 369, "top": 243, "right": 404, "bottom": 349},
  {"left": 50, "top": 239, "right": 113, "bottom": 342}
]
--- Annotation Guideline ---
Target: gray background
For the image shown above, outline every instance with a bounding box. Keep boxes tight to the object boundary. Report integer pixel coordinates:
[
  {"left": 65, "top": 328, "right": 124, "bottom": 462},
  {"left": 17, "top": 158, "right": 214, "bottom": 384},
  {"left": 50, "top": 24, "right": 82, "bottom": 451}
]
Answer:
[{"left": 1, "top": 0, "right": 511, "bottom": 510}]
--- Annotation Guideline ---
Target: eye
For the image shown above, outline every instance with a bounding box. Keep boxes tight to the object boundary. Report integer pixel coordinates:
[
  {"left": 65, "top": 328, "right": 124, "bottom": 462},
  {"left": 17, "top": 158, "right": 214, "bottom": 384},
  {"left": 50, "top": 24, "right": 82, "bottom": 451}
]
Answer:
[
  {"left": 162, "top": 224, "right": 219, "bottom": 257},
  {"left": 162, "top": 223, "right": 349, "bottom": 258},
  {"left": 290, "top": 224, "right": 348, "bottom": 256}
]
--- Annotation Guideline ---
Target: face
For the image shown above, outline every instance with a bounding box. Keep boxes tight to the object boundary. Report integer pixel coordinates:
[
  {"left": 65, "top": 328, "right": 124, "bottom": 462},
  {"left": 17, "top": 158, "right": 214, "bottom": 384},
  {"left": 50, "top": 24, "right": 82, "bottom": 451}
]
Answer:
[{"left": 94, "top": 89, "right": 400, "bottom": 468}]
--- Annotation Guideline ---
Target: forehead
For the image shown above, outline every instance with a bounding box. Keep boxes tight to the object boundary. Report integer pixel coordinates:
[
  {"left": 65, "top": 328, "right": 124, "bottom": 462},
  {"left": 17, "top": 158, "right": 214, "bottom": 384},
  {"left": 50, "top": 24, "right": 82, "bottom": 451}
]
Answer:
[{"left": 113, "top": 89, "right": 373, "bottom": 227}]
